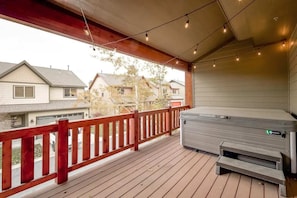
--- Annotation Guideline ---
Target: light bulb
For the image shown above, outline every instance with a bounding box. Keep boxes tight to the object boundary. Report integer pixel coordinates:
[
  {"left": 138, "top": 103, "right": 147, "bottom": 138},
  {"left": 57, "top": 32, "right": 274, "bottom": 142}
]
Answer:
[
  {"left": 223, "top": 25, "right": 227, "bottom": 33},
  {"left": 282, "top": 41, "right": 286, "bottom": 47},
  {"left": 84, "top": 26, "right": 90, "bottom": 36},
  {"left": 145, "top": 33, "right": 149, "bottom": 41},
  {"left": 193, "top": 48, "right": 197, "bottom": 55},
  {"left": 184, "top": 14, "right": 189, "bottom": 29},
  {"left": 185, "top": 20, "right": 189, "bottom": 29}
]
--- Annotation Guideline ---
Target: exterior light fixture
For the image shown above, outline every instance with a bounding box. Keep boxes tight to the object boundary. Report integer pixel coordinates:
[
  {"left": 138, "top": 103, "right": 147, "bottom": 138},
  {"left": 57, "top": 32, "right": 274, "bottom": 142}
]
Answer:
[
  {"left": 184, "top": 14, "right": 189, "bottom": 29},
  {"left": 193, "top": 48, "right": 197, "bottom": 55},
  {"left": 223, "top": 24, "right": 227, "bottom": 33},
  {"left": 83, "top": 26, "right": 90, "bottom": 36},
  {"left": 282, "top": 40, "right": 286, "bottom": 47}
]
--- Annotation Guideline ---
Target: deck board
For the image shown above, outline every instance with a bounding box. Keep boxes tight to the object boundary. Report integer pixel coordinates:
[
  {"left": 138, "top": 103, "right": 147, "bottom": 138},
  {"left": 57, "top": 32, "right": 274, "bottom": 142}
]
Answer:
[
  {"left": 23, "top": 131, "right": 295, "bottom": 198},
  {"left": 250, "top": 179, "right": 264, "bottom": 198},
  {"left": 235, "top": 175, "right": 252, "bottom": 198}
]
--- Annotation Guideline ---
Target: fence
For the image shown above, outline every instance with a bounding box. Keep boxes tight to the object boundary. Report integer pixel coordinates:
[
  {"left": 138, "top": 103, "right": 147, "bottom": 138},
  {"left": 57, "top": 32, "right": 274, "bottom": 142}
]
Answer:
[{"left": 0, "top": 105, "right": 189, "bottom": 197}]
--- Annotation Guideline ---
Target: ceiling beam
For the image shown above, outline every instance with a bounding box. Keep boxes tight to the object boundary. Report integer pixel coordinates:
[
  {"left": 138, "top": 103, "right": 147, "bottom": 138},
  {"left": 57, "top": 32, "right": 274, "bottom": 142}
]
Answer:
[{"left": 0, "top": 0, "right": 189, "bottom": 70}]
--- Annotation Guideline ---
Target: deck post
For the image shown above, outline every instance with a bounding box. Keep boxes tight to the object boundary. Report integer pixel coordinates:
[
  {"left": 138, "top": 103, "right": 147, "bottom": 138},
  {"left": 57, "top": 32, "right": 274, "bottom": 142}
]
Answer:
[
  {"left": 56, "top": 118, "right": 69, "bottom": 184},
  {"left": 133, "top": 110, "right": 139, "bottom": 151},
  {"left": 167, "top": 106, "right": 172, "bottom": 136},
  {"left": 21, "top": 136, "right": 34, "bottom": 183}
]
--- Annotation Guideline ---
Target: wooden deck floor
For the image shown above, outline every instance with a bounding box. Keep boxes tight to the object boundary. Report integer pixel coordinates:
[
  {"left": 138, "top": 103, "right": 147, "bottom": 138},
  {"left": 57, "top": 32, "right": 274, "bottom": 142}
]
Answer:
[{"left": 25, "top": 131, "right": 297, "bottom": 198}]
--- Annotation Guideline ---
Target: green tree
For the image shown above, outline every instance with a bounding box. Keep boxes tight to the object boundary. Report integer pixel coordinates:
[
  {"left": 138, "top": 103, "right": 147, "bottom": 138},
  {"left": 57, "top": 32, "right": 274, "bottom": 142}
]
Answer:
[{"left": 99, "top": 48, "right": 169, "bottom": 110}]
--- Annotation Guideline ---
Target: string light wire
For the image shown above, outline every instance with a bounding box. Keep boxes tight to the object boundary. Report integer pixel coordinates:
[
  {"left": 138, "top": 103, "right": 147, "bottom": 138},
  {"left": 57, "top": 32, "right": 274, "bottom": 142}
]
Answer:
[
  {"left": 100, "top": 0, "right": 217, "bottom": 47},
  {"left": 79, "top": 0, "right": 95, "bottom": 49},
  {"left": 82, "top": 0, "right": 260, "bottom": 67}
]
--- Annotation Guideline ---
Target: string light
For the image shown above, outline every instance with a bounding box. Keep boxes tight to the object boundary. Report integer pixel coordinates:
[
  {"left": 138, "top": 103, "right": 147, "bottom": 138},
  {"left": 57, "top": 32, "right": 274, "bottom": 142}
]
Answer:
[
  {"left": 176, "top": 59, "right": 179, "bottom": 64},
  {"left": 79, "top": 0, "right": 95, "bottom": 51},
  {"left": 185, "top": 14, "right": 190, "bottom": 29},
  {"left": 83, "top": 26, "right": 90, "bottom": 36},
  {"left": 101, "top": 0, "right": 217, "bottom": 47},
  {"left": 213, "top": 60, "right": 216, "bottom": 67},
  {"left": 93, "top": 0, "right": 256, "bottom": 67},
  {"left": 257, "top": 48, "right": 261, "bottom": 56},
  {"left": 223, "top": 24, "right": 227, "bottom": 33},
  {"left": 193, "top": 48, "right": 197, "bottom": 55},
  {"left": 236, "top": 56, "right": 240, "bottom": 61},
  {"left": 282, "top": 40, "right": 286, "bottom": 47}
]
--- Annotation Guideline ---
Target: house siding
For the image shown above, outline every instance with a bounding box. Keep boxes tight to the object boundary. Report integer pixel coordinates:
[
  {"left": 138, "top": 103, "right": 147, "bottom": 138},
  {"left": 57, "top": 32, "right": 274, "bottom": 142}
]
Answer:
[
  {"left": 193, "top": 39, "right": 289, "bottom": 110},
  {"left": 289, "top": 25, "right": 297, "bottom": 115},
  {"left": 0, "top": 82, "right": 49, "bottom": 104},
  {"left": 0, "top": 65, "right": 45, "bottom": 83},
  {"left": 50, "top": 87, "right": 85, "bottom": 100}
]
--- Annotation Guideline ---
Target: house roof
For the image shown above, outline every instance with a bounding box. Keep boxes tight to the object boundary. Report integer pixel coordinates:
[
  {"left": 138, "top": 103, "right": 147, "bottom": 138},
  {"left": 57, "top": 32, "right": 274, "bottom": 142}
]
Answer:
[
  {"left": 169, "top": 80, "right": 185, "bottom": 87},
  {"left": 89, "top": 73, "right": 152, "bottom": 89},
  {"left": 99, "top": 73, "right": 128, "bottom": 87},
  {"left": 0, "top": 60, "right": 86, "bottom": 88},
  {"left": 0, "top": 100, "right": 90, "bottom": 114}
]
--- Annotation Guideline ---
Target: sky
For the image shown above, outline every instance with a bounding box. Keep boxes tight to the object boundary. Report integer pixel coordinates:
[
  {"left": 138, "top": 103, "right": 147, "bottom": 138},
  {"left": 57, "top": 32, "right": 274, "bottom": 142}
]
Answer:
[{"left": 0, "top": 18, "right": 184, "bottom": 85}]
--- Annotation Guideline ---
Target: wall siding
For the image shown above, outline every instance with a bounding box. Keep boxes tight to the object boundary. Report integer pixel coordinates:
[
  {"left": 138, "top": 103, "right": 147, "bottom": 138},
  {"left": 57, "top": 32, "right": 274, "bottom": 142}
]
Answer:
[
  {"left": 289, "top": 25, "right": 297, "bottom": 115},
  {"left": 0, "top": 65, "right": 45, "bottom": 83},
  {"left": 193, "top": 39, "right": 288, "bottom": 110},
  {"left": 0, "top": 82, "right": 49, "bottom": 104}
]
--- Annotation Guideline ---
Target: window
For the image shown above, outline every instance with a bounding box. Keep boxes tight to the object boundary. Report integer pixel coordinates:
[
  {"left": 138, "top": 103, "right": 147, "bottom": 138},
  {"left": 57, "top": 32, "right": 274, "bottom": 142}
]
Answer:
[
  {"left": 117, "top": 88, "right": 124, "bottom": 95},
  {"left": 172, "top": 88, "right": 179, "bottom": 95},
  {"left": 11, "top": 114, "right": 25, "bottom": 128},
  {"left": 64, "top": 88, "right": 77, "bottom": 97},
  {"left": 14, "top": 85, "right": 34, "bottom": 98}
]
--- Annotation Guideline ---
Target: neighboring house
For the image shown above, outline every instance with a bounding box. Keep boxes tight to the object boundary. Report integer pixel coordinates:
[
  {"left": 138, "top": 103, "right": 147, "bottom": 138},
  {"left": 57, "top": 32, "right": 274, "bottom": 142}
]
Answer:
[
  {"left": 0, "top": 60, "right": 89, "bottom": 131},
  {"left": 89, "top": 73, "right": 155, "bottom": 116},
  {"left": 157, "top": 80, "right": 185, "bottom": 107},
  {"left": 169, "top": 80, "right": 185, "bottom": 107}
]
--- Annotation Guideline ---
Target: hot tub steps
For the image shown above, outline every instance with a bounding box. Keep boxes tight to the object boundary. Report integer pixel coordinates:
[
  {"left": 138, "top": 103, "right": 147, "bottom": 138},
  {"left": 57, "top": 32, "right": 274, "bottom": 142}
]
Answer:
[
  {"left": 219, "top": 141, "right": 283, "bottom": 170},
  {"left": 216, "top": 142, "right": 286, "bottom": 197}
]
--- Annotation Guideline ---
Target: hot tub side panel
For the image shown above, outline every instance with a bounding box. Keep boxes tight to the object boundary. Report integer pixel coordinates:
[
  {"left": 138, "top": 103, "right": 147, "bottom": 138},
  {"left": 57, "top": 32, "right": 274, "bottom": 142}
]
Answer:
[{"left": 181, "top": 116, "right": 291, "bottom": 172}]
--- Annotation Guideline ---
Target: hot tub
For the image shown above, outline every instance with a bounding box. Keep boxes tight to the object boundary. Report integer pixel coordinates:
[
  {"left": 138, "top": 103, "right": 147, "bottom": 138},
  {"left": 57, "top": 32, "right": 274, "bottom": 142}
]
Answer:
[{"left": 180, "top": 106, "right": 297, "bottom": 173}]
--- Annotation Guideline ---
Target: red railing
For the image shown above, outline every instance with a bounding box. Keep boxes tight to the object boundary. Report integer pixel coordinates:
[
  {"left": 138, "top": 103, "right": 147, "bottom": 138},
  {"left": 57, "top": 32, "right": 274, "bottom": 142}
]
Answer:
[{"left": 0, "top": 106, "right": 189, "bottom": 197}]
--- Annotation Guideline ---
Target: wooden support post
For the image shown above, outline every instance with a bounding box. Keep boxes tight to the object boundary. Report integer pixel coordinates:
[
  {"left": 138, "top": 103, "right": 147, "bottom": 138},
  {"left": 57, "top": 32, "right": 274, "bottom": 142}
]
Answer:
[
  {"left": 2, "top": 140, "right": 12, "bottom": 190},
  {"left": 119, "top": 119, "right": 124, "bottom": 147},
  {"left": 103, "top": 122, "right": 109, "bottom": 153},
  {"left": 167, "top": 106, "right": 172, "bottom": 136},
  {"left": 56, "top": 119, "right": 69, "bottom": 184},
  {"left": 133, "top": 110, "right": 139, "bottom": 151},
  {"left": 82, "top": 126, "right": 91, "bottom": 160},
  {"left": 129, "top": 117, "right": 134, "bottom": 147},
  {"left": 21, "top": 136, "right": 34, "bottom": 183},
  {"left": 42, "top": 133, "right": 50, "bottom": 175},
  {"left": 71, "top": 127, "right": 78, "bottom": 165},
  {"left": 95, "top": 124, "right": 100, "bottom": 156}
]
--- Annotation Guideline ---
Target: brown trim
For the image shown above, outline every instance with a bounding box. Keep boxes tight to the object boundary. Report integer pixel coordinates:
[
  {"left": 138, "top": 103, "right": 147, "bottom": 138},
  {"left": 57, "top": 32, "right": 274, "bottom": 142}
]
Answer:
[{"left": 185, "top": 65, "right": 193, "bottom": 107}]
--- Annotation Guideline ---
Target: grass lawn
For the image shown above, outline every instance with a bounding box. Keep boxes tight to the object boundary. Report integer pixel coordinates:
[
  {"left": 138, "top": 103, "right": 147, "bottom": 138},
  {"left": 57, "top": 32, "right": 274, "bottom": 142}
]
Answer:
[{"left": 0, "top": 144, "right": 42, "bottom": 169}]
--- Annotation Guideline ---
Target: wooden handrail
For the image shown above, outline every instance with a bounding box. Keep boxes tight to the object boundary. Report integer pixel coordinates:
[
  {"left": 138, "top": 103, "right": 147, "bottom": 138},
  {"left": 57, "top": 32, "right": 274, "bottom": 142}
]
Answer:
[{"left": 0, "top": 105, "right": 190, "bottom": 196}]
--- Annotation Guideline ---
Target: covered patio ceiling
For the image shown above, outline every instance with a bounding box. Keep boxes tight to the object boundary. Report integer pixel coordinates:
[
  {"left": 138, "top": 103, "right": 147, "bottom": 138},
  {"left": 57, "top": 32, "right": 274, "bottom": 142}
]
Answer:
[{"left": 0, "top": 0, "right": 297, "bottom": 71}]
